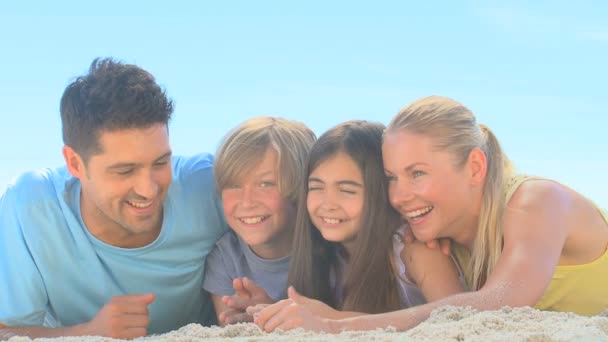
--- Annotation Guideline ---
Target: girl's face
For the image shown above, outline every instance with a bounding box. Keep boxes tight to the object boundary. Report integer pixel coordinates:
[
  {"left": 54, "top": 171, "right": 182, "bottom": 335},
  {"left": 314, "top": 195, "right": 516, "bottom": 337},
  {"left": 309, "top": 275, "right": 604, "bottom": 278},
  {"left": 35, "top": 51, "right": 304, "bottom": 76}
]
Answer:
[
  {"left": 382, "top": 130, "right": 474, "bottom": 243},
  {"left": 307, "top": 151, "right": 364, "bottom": 252},
  {"left": 221, "top": 148, "right": 294, "bottom": 258}
]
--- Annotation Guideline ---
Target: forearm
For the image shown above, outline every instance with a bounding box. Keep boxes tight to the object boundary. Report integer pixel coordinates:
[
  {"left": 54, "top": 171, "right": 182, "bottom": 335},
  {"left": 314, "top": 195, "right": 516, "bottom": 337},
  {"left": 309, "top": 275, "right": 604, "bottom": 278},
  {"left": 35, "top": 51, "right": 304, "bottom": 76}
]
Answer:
[
  {"left": 331, "top": 288, "right": 510, "bottom": 332},
  {"left": 0, "top": 323, "right": 90, "bottom": 339}
]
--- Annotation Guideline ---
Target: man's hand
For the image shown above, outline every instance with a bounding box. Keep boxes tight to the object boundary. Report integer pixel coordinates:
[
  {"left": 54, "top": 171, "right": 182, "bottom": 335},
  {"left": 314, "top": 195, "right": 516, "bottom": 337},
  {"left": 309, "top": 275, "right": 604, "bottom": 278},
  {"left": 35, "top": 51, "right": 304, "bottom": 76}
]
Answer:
[
  {"left": 219, "top": 277, "right": 274, "bottom": 325},
  {"left": 82, "top": 294, "right": 155, "bottom": 339},
  {"left": 402, "top": 226, "right": 452, "bottom": 256}
]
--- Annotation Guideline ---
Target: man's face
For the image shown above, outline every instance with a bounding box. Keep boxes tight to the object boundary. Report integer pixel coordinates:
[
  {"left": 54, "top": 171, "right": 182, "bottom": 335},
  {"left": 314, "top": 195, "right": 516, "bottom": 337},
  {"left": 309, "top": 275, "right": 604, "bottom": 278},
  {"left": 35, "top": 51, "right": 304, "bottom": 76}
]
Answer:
[{"left": 76, "top": 123, "right": 172, "bottom": 247}]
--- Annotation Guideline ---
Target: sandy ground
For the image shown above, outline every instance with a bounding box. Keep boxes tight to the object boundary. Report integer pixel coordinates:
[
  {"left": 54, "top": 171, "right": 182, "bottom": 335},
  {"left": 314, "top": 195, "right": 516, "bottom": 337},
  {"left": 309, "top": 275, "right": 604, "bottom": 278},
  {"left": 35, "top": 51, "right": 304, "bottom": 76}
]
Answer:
[{"left": 6, "top": 306, "right": 608, "bottom": 342}]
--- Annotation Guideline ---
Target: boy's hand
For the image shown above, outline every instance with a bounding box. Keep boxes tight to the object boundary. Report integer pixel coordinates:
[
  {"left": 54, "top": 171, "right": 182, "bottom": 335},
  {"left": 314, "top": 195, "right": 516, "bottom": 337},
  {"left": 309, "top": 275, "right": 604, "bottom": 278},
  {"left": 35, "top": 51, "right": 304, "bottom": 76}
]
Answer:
[{"left": 219, "top": 277, "right": 274, "bottom": 325}]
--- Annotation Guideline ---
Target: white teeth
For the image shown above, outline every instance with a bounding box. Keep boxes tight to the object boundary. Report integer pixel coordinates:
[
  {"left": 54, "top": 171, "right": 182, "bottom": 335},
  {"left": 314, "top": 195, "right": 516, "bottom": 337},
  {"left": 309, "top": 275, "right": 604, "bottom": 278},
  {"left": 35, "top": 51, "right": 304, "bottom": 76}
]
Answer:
[
  {"left": 240, "top": 216, "right": 266, "bottom": 224},
  {"left": 128, "top": 201, "right": 153, "bottom": 209},
  {"left": 322, "top": 217, "right": 341, "bottom": 224},
  {"left": 405, "top": 206, "right": 433, "bottom": 218}
]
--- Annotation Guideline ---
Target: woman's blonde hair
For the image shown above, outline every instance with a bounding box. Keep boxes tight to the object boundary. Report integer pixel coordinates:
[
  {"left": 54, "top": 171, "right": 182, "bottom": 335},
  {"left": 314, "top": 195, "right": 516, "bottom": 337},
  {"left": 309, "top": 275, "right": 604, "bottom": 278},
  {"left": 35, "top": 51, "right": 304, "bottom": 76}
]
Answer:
[
  {"left": 214, "top": 116, "right": 316, "bottom": 203},
  {"left": 386, "top": 96, "right": 514, "bottom": 290}
]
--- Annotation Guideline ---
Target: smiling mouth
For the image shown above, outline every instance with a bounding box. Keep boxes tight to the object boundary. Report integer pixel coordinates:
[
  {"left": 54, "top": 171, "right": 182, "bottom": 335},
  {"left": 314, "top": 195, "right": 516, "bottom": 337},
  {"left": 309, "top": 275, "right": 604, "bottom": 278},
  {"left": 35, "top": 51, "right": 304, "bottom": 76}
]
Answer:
[
  {"left": 404, "top": 206, "right": 434, "bottom": 220},
  {"left": 126, "top": 200, "right": 154, "bottom": 209},
  {"left": 321, "top": 217, "right": 345, "bottom": 224},
  {"left": 238, "top": 215, "right": 269, "bottom": 224}
]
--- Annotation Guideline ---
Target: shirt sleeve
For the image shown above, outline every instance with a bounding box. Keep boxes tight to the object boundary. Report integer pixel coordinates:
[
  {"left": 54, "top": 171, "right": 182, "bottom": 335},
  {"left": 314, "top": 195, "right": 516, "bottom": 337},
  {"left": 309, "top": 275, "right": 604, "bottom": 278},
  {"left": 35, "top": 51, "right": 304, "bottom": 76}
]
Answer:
[{"left": 0, "top": 185, "right": 49, "bottom": 326}]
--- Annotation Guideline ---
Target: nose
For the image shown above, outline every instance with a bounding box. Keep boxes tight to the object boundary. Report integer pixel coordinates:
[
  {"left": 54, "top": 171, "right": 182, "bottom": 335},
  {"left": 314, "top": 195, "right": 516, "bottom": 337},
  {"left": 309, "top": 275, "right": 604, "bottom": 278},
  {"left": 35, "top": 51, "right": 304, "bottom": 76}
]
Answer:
[
  {"left": 239, "top": 185, "right": 258, "bottom": 208},
  {"left": 318, "top": 189, "right": 340, "bottom": 211},
  {"left": 389, "top": 179, "right": 415, "bottom": 208},
  {"left": 133, "top": 170, "right": 159, "bottom": 199}
]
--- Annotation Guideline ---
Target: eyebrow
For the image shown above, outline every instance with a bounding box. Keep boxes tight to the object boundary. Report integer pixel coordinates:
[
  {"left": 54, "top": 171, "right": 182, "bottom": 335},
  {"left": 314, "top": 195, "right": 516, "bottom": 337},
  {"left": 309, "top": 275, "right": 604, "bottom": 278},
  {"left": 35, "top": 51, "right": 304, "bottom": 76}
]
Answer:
[
  {"left": 400, "top": 162, "right": 427, "bottom": 171},
  {"left": 308, "top": 178, "right": 363, "bottom": 187},
  {"left": 106, "top": 151, "right": 172, "bottom": 170}
]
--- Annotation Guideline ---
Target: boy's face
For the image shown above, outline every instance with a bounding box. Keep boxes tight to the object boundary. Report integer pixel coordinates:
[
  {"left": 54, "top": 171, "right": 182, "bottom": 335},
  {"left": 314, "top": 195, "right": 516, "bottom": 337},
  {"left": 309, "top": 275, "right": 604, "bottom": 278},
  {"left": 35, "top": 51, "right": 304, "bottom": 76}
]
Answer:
[
  {"left": 221, "top": 148, "right": 294, "bottom": 258},
  {"left": 69, "top": 123, "right": 173, "bottom": 247}
]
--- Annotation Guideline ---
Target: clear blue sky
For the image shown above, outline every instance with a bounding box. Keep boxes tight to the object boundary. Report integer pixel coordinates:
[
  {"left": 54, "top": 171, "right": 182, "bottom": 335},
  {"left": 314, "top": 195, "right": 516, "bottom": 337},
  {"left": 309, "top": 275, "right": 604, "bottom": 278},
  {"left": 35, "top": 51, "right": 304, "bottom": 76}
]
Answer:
[{"left": 1, "top": 1, "right": 606, "bottom": 207}]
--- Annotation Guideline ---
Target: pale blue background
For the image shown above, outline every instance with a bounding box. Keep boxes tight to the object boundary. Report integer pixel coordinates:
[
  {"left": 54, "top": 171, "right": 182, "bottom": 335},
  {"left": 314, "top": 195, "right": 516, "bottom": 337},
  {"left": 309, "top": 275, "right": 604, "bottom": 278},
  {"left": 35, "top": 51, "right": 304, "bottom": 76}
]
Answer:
[{"left": 1, "top": 1, "right": 606, "bottom": 208}]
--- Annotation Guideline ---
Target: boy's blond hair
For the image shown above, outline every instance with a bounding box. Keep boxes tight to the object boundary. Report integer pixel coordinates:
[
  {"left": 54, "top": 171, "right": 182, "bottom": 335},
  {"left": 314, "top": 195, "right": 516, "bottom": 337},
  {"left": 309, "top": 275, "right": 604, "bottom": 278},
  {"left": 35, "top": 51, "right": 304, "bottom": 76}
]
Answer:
[{"left": 214, "top": 116, "right": 316, "bottom": 203}]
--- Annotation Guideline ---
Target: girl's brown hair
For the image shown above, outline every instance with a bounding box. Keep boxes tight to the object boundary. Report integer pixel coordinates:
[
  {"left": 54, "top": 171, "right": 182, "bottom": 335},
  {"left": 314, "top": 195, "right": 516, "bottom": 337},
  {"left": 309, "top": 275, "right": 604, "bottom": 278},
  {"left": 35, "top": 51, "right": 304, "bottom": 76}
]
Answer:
[{"left": 288, "top": 120, "right": 401, "bottom": 313}]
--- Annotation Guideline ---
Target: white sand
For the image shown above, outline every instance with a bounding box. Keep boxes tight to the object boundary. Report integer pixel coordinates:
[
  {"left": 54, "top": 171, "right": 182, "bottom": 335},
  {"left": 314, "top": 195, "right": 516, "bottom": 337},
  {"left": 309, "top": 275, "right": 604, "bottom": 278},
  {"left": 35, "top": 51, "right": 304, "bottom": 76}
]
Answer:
[{"left": 7, "top": 306, "right": 608, "bottom": 342}]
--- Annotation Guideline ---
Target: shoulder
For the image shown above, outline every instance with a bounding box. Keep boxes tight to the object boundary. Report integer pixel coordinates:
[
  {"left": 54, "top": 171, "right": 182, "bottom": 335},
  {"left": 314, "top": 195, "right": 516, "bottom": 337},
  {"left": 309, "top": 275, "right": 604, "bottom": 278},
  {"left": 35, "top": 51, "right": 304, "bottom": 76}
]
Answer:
[
  {"left": 1, "top": 167, "right": 70, "bottom": 208},
  {"left": 507, "top": 178, "right": 572, "bottom": 216},
  {"left": 172, "top": 153, "right": 214, "bottom": 179}
]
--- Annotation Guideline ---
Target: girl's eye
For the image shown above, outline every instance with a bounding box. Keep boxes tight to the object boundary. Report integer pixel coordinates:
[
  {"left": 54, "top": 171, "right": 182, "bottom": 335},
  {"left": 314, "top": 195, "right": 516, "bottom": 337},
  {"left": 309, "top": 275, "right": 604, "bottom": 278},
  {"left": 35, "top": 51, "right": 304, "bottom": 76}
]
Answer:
[
  {"left": 340, "top": 189, "right": 356, "bottom": 195},
  {"left": 308, "top": 186, "right": 321, "bottom": 192},
  {"left": 386, "top": 175, "right": 396, "bottom": 182},
  {"left": 260, "top": 181, "right": 275, "bottom": 188}
]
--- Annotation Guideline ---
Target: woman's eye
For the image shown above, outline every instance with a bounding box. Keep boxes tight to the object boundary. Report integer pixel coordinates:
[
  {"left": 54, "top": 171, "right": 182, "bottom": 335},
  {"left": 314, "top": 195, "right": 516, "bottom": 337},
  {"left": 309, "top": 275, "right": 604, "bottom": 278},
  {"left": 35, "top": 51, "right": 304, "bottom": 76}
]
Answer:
[{"left": 412, "top": 170, "right": 425, "bottom": 178}]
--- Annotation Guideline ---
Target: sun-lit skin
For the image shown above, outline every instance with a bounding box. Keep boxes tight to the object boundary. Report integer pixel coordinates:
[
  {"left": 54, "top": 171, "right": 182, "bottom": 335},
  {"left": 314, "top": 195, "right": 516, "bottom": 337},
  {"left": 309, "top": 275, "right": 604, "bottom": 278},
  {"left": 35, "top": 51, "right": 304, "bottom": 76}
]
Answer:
[
  {"left": 306, "top": 151, "right": 364, "bottom": 255},
  {"left": 382, "top": 130, "right": 482, "bottom": 249},
  {"left": 221, "top": 148, "right": 295, "bottom": 260},
  {"left": 63, "top": 123, "right": 173, "bottom": 248}
]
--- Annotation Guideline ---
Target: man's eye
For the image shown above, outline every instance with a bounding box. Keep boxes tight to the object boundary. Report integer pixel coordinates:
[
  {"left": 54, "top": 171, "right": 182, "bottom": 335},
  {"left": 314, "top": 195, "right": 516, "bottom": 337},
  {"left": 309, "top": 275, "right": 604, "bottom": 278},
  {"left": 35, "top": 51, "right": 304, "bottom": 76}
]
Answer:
[{"left": 116, "top": 170, "right": 134, "bottom": 176}]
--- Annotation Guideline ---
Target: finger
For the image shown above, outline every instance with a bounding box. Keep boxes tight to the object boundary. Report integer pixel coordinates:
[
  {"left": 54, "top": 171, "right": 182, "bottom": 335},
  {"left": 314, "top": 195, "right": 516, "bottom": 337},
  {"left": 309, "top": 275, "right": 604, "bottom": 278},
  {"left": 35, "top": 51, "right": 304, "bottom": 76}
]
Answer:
[
  {"left": 246, "top": 303, "right": 269, "bottom": 315},
  {"left": 262, "top": 304, "right": 297, "bottom": 333},
  {"left": 402, "top": 228, "right": 415, "bottom": 243},
  {"left": 233, "top": 278, "right": 251, "bottom": 299},
  {"left": 225, "top": 311, "right": 254, "bottom": 324},
  {"left": 118, "top": 313, "right": 150, "bottom": 330},
  {"left": 225, "top": 295, "right": 252, "bottom": 311},
  {"left": 425, "top": 240, "right": 438, "bottom": 249},
  {"left": 253, "top": 300, "right": 293, "bottom": 329},
  {"left": 242, "top": 277, "right": 263, "bottom": 294},
  {"left": 218, "top": 309, "right": 240, "bottom": 325},
  {"left": 287, "top": 286, "right": 306, "bottom": 304},
  {"left": 122, "top": 327, "right": 148, "bottom": 339},
  {"left": 274, "top": 319, "right": 302, "bottom": 332},
  {"left": 440, "top": 238, "right": 452, "bottom": 256},
  {"left": 113, "top": 293, "right": 155, "bottom": 305}
]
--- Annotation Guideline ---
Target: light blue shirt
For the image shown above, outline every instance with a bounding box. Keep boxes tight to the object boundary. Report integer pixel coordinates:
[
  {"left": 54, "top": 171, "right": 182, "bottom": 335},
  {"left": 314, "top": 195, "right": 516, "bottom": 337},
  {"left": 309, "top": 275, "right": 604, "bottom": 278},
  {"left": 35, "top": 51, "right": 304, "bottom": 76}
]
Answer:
[{"left": 0, "top": 154, "right": 228, "bottom": 334}]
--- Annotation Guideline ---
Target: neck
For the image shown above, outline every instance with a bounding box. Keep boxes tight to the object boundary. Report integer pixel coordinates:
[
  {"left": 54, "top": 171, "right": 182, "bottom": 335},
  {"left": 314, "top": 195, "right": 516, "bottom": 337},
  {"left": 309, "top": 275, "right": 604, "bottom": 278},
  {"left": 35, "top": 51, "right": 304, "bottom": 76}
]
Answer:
[
  {"left": 80, "top": 192, "right": 161, "bottom": 248},
  {"left": 249, "top": 228, "right": 293, "bottom": 260},
  {"left": 451, "top": 190, "right": 483, "bottom": 252}
]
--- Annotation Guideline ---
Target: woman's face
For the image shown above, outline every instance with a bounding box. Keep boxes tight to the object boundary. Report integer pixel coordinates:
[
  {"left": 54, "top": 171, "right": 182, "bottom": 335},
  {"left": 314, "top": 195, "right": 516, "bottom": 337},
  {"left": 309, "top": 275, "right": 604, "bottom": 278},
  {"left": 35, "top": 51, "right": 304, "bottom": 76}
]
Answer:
[{"left": 382, "top": 130, "right": 475, "bottom": 242}]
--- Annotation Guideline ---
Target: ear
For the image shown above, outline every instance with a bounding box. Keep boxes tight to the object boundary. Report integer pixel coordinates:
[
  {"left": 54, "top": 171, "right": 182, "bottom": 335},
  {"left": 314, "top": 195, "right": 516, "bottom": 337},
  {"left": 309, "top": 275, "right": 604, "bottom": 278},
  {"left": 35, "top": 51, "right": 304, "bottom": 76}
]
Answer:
[
  {"left": 62, "top": 145, "right": 86, "bottom": 179},
  {"left": 467, "top": 147, "right": 487, "bottom": 186}
]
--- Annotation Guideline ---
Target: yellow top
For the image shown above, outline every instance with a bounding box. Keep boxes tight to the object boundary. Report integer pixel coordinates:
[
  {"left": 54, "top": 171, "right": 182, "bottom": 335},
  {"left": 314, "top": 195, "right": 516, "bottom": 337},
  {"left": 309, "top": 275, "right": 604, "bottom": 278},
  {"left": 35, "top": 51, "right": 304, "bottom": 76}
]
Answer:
[{"left": 454, "top": 175, "right": 608, "bottom": 316}]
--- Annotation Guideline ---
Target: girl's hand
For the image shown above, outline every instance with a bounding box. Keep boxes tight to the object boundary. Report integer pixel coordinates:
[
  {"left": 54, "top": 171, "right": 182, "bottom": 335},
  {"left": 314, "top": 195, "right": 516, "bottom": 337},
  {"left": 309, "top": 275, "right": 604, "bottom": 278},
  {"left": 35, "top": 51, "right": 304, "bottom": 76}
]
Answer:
[{"left": 251, "top": 287, "right": 334, "bottom": 333}]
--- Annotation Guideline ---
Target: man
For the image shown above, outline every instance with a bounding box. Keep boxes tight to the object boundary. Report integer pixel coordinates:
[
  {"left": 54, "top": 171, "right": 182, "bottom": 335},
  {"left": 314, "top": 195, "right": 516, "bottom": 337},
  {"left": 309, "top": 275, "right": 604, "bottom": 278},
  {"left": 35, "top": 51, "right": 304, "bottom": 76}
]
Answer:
[{"left": 0, "top": 58, "right": 227, "bottom": 339}]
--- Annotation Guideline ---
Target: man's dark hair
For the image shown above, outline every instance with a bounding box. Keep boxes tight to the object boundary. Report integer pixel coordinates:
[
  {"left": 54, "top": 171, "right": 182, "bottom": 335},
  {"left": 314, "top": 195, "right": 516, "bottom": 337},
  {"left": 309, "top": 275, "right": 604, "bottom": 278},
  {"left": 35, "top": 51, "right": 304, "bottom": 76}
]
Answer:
[{"left": 60, "top": 57, "right": 174, "bottom": 162}]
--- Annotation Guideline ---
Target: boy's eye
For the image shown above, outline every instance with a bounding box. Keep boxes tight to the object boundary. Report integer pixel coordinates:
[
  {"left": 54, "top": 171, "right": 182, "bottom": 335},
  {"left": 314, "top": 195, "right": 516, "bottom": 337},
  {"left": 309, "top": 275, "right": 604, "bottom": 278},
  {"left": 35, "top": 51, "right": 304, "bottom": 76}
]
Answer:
[
  {"left": 260, "top": 181, "right": 276, "bottom": 188},
  {"left": 154, "top": 160, "right": 169, "bottom": 167}
]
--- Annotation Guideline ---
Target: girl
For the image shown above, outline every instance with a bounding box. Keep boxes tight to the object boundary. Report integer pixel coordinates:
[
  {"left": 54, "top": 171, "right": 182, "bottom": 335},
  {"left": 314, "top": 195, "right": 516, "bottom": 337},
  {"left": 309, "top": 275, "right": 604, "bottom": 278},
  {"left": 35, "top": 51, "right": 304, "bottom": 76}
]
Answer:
[
  {"left": 252, "top": 120, "right": 463, "bottom": 330},
  {"left": 253, "top": 96, "right": 608, "bottom": 333},
  {"left": 203, "top": 116, "right": 315, "bottom": 325}
]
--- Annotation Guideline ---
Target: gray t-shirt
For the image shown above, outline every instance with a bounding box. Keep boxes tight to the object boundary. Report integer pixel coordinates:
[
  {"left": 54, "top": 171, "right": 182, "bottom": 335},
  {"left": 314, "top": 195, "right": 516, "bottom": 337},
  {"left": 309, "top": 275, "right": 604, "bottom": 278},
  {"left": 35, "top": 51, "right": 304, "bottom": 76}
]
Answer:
[{"left": 203, "top": 230, "right": 289, "bottom": 301}]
